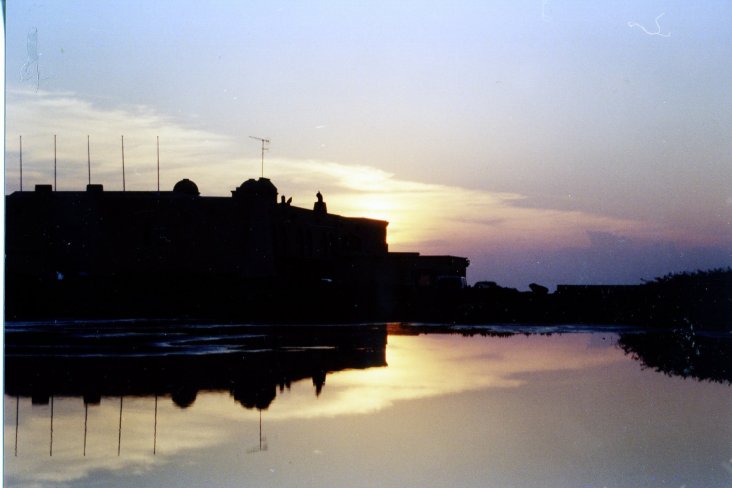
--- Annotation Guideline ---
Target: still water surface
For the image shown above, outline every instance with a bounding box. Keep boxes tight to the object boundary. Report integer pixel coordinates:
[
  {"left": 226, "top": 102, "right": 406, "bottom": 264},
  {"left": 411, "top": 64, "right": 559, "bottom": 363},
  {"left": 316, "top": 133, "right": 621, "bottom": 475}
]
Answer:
[{"left": 5, "top": 323, "right": 731, "bottom": 487}]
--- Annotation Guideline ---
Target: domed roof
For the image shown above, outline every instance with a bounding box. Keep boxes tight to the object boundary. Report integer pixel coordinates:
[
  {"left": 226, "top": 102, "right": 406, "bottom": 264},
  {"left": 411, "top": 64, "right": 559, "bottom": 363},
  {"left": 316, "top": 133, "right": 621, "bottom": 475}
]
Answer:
[
  {"left": 173, "top": 178, "right": 200, "bottom": 196},
  {"left": 237, "top": 178, "right": 258, "bottom": 191},
  {"left": 236, "top": 178, "right": 276, "bottom": 192},
  {"left": 232, "top": 178, "right": 278, "bottom": 204}
]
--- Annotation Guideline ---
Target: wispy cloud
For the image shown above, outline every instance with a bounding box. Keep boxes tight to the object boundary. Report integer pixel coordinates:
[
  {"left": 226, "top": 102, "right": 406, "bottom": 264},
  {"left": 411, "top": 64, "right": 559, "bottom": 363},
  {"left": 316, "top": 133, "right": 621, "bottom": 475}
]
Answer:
[
  {"left": 7, "top": 89, "right": 726, "bottom": 283},
  {"left": 5, "top": 88, "right": 238, "bottom": 193}
]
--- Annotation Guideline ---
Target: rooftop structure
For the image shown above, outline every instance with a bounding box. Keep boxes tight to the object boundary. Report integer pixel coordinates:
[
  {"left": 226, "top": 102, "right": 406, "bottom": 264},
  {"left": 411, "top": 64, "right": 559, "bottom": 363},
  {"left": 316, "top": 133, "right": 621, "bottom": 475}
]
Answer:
[{"left": 5, "top": 178, "right": 468, "bottom": 321}]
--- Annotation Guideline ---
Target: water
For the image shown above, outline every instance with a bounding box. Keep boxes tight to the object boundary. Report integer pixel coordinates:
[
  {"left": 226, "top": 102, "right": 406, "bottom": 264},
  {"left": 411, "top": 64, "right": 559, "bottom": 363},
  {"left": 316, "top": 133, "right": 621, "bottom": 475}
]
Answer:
[{"left": 5, "top": 323, "right": 731, "bottom": 487}]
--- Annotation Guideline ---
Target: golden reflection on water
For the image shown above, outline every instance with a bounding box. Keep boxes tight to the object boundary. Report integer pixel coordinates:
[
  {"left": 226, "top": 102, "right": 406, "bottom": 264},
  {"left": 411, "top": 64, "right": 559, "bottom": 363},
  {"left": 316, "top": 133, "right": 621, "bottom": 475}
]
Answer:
[
  {"left": 297, "top": 333, "right": 625, "bottom": 418},
  {"left": 5, "top": 332, "right": 731, "bottom": 487}
]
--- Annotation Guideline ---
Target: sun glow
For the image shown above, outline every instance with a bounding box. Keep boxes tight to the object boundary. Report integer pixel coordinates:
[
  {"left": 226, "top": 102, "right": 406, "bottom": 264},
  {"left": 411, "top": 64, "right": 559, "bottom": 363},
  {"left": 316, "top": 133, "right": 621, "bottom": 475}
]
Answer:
[
  {"left": 7, "top": 88, "right": 722, "bottom": 268},
  {"left": 261, "top": 333, "right": 625, "bottom": 420}
]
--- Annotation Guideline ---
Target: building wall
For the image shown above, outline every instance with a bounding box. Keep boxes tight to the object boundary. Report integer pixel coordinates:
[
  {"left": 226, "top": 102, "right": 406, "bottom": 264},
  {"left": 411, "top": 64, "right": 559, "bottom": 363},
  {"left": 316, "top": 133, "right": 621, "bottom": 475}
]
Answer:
[
  {"left": 5, "top": 179, "right": 389, "bottom": 282},
  {"left": 5, "top": 178, "right": 468, "bottom": 320}
]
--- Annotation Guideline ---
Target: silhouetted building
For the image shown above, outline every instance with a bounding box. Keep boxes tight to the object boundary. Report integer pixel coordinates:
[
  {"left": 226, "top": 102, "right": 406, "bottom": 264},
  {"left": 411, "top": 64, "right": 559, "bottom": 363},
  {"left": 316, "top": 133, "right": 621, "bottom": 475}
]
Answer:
[{"left": 5, "top": 178, "right": 469, "bottom": 320}]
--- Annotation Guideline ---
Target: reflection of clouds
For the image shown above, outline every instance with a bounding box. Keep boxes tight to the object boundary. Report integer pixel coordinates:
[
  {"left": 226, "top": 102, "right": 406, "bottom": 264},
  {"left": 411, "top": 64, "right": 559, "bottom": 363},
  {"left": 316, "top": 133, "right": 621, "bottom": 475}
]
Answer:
[
  {"left": 5, "top": 393, "right": 256, "bottom": 485},
  {"left": 264, "top": 334, "right": 624, "bottom": 420},
  {"left": 5, "top": 334, "right": 624, "bottom": 485}
]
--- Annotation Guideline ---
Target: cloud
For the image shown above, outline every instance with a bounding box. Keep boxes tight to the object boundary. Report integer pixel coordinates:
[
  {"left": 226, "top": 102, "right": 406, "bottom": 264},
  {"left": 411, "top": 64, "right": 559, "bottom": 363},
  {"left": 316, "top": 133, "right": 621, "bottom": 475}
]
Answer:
[
  {"left": 470, "top": 230, "right": 732, "bottom": 289},
  {"left": 6, "top": 89, "right": 729, "bottom": 286},
  {"left": 5, "top": 89, "right": 646, "bottom": 243},
  {"left": 258, "top": 158, "right": 651, "bottom": 251},
  {"left": 5, "top": 88, "right": 238, "bottom": 194}
]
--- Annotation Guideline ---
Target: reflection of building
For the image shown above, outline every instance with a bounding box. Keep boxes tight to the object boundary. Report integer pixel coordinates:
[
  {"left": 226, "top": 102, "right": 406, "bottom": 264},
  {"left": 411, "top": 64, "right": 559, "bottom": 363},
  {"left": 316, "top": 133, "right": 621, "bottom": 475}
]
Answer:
[
  {"left": 6, "top": 322, "right": 388, "bottom": 458},
  {"left": 5, "top": 178, "right": 469, "bottom": 320},
  {"left": 5, "top": 323, "right": 388, "bottom": 409},
  {"left": 6, "top": 327, "right": 387, "bottom": 459}
]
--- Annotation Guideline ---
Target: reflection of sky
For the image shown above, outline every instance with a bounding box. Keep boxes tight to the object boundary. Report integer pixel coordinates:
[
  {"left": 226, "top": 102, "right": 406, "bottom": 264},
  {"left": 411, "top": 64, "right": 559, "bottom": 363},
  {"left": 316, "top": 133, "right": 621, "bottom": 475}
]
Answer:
[
  {"left": 5, "top": 1, "right": 732, "bottom": 288},
  {"left": 6, "top": 333, "right": 731, "bottom": 487},
  {"left": 271, "top": 334, "right": 625, "bottom": 418}
]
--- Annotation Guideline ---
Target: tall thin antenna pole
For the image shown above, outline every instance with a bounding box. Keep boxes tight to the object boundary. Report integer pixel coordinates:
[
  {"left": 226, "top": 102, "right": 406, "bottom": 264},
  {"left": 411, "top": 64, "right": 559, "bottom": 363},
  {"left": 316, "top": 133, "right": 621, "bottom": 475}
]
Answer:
[
  {"left": 249, "top": 136, "right": 270, "bottom": 178},
  {"left": 121, "top": 135, "right": 126, "bottom": 192},
  {"left": 19, "top": 135, "right": 23, "bottom": 192},
  {"left": 156, "top": 136, "right": 160, "bottom": 192},
  {"left": 53, "top": 134, "right": 57, "bottom": 191},
  {"left": 87, "top": 135, "right": 91, "bottom": 185}
]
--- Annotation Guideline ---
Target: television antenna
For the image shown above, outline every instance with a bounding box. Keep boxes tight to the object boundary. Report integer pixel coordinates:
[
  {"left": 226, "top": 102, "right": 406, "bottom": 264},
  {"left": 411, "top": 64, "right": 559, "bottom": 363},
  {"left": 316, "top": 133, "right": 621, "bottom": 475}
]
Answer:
[{"left": 249, "top": 136, "right": 270, "bottom": 178}]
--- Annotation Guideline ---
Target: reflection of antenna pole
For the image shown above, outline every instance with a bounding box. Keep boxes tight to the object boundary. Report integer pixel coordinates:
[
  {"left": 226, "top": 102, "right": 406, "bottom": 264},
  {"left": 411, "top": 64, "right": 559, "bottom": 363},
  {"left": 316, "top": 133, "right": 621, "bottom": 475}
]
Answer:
[
  {"left": 249, "top": 136, "right": 270, "bottom": 178},
  {"left": 50, "top": 395, "right": 54, "bottom": 456},
  {"left": 14, "top": 396, "right": 19, "bottom": 456},
  {"left": 153, "top": 394, "right": 158, "bottom": 455},
  {"left": 83, "top": 401, "right": 88, "bottom": 456},
  {"left": 19, "top": 136, "right": 23, "bottom": 192},
  {"left": 247, "top": 409, "right": 268, "bottom": 453},
  {"left": 121, "top": 135, "right": 126, "bottom": 192},
  {"left": 117, "top": 396, "right": 123, "bottom": 456}
]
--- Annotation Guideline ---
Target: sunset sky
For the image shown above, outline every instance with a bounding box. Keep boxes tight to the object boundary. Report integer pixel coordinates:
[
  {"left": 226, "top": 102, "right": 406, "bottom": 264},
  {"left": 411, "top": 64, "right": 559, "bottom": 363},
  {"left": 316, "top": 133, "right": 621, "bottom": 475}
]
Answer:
[{"left": 4, "top": 0, "right": 731, "bottom": 288}]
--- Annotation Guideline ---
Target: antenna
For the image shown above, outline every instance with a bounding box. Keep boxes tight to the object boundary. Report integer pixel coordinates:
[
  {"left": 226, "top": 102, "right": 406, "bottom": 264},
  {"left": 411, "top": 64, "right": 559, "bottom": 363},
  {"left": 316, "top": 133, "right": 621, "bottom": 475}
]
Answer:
[
  {"left": 121, "top": 135, "right": 126, "bottom": 192},
  {"left": 156, "top": 136, "right": 160, "bottom": 192},
  {"left": 249, "top": 136, "right": 270, "bottom": 178},
  {"left": 53, "top": 134, "right": 57, "bottom": 191},
  {"left": 87, "top": 135, "right": 91, "bottom": 185},
  {"left": 19, "top": 136, "right": 23, "bottom": 192}
]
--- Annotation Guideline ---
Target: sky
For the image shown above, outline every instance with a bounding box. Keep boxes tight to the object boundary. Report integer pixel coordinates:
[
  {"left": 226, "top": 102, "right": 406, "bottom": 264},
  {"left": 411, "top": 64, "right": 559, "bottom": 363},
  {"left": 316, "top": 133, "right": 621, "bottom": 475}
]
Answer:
[{"left": 4, "top": 0, "right": 732, "bottom": 289}]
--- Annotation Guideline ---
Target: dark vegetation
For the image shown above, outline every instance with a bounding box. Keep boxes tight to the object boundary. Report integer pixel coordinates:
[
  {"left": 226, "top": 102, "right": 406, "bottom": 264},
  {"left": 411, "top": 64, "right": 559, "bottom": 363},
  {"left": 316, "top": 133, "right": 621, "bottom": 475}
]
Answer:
[
  {"left": 426, "top": 268, "right": 731, "bottom": 331},
  {"left": 5, "top": 265, "right": 730, "bottom": 329}
]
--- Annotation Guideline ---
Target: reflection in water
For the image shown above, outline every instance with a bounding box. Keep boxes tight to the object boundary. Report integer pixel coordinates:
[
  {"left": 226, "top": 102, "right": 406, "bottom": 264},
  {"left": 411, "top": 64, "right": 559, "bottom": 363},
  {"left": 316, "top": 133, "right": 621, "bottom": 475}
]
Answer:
[
  {"left": 5, "top": 323, "right": 731, "bottom": 487},
  {"left": 5, "top": 323, "right": 386, "bottom": 466},
  {"left": 618, "top": 329, "right": 732, "bottom": 383},
  {"left": 5, "top": 322, "right": 388, "bottom": 410},
  {"left": 393, "top": 323, "right": 732, "bottom": 383}
]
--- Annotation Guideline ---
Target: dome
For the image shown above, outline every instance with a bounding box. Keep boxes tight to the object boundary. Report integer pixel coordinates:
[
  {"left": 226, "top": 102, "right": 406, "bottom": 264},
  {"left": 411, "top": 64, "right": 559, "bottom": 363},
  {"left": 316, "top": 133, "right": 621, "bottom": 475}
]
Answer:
[
  {"left": 173, "top": 178, "right": 200, "bottom": 196},
  {"left": 237, "top": 178, "right": 259, "bottom": 192},
  {"left": 236, "top": 178, "right": 276, "bottom": 193},
  {"left": 232, "top": 178, "right": 278, "bottom": 204}
]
